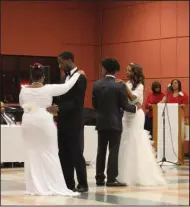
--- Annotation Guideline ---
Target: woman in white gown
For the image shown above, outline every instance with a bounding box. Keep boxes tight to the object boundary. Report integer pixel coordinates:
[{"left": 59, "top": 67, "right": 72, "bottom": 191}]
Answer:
[
  {"left": 117, "top": 63, "right": 166, "bottom": 186},
  {"left": 19, "top": 63, "right": 82, "bottom": 196}
]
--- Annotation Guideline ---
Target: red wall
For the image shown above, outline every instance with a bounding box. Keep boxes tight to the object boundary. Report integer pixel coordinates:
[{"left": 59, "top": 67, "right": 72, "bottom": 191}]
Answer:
[
  {"left": 1, "top": 1, "right": 189, "bottom": 110},
  {"left": 1, "top": 1, "right": 101, "bottom": 107},
  {"left": 101, "top": 1, "right": 189, "bottom": 105}
]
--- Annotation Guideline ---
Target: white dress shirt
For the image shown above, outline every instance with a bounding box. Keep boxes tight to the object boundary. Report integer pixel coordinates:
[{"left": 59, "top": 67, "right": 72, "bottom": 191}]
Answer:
[
  {"left": 105, "top": 75, "right": 115, "bottom": 79},
  {"left": 65, "top": 67, "right": 78, "bottom": 82}
]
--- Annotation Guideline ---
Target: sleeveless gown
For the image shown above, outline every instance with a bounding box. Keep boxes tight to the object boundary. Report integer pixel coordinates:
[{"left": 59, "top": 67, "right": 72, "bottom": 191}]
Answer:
[
  {"left": 19, "top": 73, "right": 80, "bottom": 196},
  {"left": 117, "top": 81, "right": 166, "bottom": 186}
]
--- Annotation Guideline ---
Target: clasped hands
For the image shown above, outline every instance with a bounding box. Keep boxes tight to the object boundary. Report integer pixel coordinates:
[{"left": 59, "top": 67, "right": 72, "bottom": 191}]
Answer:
[{"left": 47, "top": 104, "right": 59, "bottom": 115}]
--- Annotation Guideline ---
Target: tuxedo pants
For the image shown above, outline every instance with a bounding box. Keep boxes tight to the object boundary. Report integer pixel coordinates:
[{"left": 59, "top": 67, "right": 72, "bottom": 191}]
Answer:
[
  {"left": 58, "top": 128, "right": 88, "bottom": 190},
  {"left": 96, "top": 130, "right": 121, "bottom": 182}
]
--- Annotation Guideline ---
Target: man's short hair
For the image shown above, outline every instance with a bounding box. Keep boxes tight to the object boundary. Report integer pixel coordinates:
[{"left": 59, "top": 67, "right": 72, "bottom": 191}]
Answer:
[
  {"left": 58, "top": 51, "right": 74, "bottom": 62},
  {"left": 101, "top": 58, "right": 120, "bottom": 74}
]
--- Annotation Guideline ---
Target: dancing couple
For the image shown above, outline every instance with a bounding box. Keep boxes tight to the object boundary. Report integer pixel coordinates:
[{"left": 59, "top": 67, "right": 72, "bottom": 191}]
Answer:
[
  {"left": 92, "top": 58, "right": 166, "bottom": 186},
  {"left": 19, "top": 53, "right": 165, "bottom": 196},
  {"left": 19, "top": 51, "right": 88, "bottom": 196}
]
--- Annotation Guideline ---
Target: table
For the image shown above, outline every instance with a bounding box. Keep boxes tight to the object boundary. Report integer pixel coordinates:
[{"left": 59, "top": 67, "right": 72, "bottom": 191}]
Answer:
[
  {"left": 1, "top": 125, "right": 25, "bottom": 162},
  {"left": 2, "top": 124, "right": 189, "bottom": 164},
  {"left": 1, "top": 125, "right": 98, "bottom": 163}
]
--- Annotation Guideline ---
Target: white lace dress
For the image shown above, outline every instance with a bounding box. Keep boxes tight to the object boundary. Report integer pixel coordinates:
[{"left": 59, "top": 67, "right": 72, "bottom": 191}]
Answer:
[
  {"left": 117, "top": 81, "right": 166, "bottom": 186},
  {"left": 19, "top": 73, "right": 80, "bottom": 196}
]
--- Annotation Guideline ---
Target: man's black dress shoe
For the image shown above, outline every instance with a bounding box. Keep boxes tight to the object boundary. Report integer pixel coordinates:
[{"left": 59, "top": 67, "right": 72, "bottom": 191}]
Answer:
[
  {"left": 106, "top": 180, "right": 126, "bottom": 187},
  {"left": 71, "top": 188, "right": 77, "bottom": 192},
  {"left": 96, "top": 180, "right": 105, "bottom": 186},
  {"left": 76, "top": 185, "right": 89, "bottom": 193}
]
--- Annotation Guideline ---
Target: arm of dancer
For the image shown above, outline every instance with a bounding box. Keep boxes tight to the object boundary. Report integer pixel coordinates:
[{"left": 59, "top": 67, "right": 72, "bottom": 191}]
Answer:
[
  {"left": 58, "top": 75, "right": 87, "bottom": 113},
  {"left": 124, "top": 84, "right": 137, "bottom": 101},
  {"left": 118, "top": 83, "right": 137, "bottom": 113},
  {"left": 48, "top": 72, "right": 80, "bottom": 97},
  {"left": 116, "top": 79, "right": 143, "bottom": 102},
  {"left": 127, "top": 83, "right": 144, "bottom": 102}
]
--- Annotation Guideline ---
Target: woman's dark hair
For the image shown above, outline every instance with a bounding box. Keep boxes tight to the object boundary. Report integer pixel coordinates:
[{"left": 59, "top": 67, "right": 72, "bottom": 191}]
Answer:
[
  {"left": 170, "top": 79, "right": 182, "bottom": 92},
  {"left": 152, "top": 81, "right": 161, "bottom": 94},
  {"left": 30, "top": 63, "right": 45, "bottom": 82},
  {"left": 101, "top": 58, "right": 120, "bottom": 74},
  {"left": 129, "top": 63, "right": 145, "bottom": 90}
]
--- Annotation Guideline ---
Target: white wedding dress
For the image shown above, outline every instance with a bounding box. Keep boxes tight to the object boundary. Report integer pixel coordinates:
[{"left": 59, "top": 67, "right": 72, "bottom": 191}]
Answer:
[
  {"left": 19, "top": 73, "right": 80, "bottom": 196},
  {"left": 117, "top": 81, "right": 166, "bottom": 186}
]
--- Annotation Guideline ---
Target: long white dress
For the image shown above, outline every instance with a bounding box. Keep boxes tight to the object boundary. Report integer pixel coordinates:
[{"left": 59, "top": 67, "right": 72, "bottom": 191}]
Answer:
[
  {"left": 19, "top": 73, "right": 80, "bottom": 196},
  {"left": 117, "top": 81, "right": 166, "bottom": 186}
]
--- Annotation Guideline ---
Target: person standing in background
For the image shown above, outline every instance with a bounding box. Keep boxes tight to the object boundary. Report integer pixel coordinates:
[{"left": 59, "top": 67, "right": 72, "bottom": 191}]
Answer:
[
  {"left": 144, "top": 81, "right": 164, "bottom": 138},
  {"left": 160, "top": 79, "right": 188, "bottom": 107}
]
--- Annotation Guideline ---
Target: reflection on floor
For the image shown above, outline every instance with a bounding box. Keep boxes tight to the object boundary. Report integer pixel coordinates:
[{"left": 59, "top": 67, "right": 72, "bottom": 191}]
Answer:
[{"left": 1, "top": 160, "right": 189, "bottom": 205}]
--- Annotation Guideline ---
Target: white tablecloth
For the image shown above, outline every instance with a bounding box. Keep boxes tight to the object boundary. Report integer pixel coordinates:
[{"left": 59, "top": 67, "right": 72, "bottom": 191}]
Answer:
[
  {"left": 1, "top": 125, "right": 98, "bottom": 163},
  {"left": 83, "top": 126, "right": 98, "bottom": 163}
]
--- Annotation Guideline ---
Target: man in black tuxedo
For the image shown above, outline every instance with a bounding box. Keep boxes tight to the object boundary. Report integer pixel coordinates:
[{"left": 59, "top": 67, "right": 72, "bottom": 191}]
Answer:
[
  {"left": 92, "top": 58, "right": 140, "bottom": 187},
  {"left": 47, "top": 51, "right": 88, "bottom": 193}
]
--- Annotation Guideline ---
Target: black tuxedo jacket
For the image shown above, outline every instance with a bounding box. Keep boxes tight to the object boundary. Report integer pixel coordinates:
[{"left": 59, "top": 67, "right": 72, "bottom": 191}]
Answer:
[
  {"left": 92, "top": 76, "right": 136, "bottom": 132},
  {"left": 56, "top": 70, "right": 87, "bottom": 134}
]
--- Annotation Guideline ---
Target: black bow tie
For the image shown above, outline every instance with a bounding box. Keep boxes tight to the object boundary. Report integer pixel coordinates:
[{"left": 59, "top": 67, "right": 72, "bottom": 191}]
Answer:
[{"left": 65, "top": 71, "right": 71, "bottom": 76}]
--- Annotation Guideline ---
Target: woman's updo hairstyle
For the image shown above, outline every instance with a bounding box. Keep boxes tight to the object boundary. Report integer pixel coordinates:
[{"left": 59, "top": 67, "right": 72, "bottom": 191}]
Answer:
[{"left": 30, "top": 63, "right": 45, "bottom": 82}]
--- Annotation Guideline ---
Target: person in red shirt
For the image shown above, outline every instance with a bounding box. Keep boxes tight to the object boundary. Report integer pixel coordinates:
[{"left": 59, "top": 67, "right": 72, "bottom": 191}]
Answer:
[
  {"left": 161, "top": 79, "right": 189, "bottom": 107},
  {"left": 144, "top": 81, "right": 164, "bottom": 138}
]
